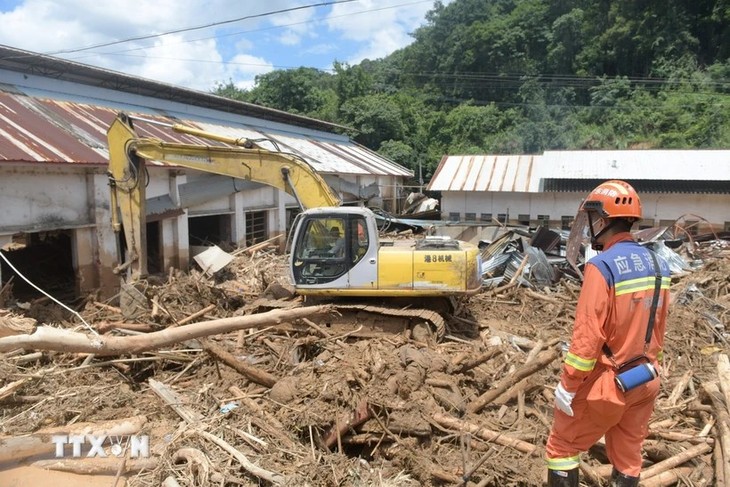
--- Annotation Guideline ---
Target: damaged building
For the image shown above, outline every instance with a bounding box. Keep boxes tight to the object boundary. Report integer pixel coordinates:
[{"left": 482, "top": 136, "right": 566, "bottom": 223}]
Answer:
[
  {"left": 426, "top": 151, "right": 730, "bottom": 290},
  {"left": 429, "top": 151, "right": 730, "bottom": 234},
  {"left": 0, "top": 45, "right": 413, "bottom": 301}
]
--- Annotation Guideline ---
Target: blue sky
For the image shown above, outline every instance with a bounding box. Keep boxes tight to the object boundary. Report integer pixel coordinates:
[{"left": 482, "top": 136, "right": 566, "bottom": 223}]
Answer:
[{"left": 0, "top": 0, "right": 450, "bottom": 91}]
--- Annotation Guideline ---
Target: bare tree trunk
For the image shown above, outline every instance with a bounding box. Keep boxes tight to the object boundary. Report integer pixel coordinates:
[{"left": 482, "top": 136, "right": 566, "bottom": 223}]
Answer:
[
  {"left": 640, "top": 443, "right": 712, "bottom": 480},
  {"left": 0, "top": 305, "right": 330, "bottom": 356},
  {"left": 202, "top": 338, "right": 278, "bottom": 388}
]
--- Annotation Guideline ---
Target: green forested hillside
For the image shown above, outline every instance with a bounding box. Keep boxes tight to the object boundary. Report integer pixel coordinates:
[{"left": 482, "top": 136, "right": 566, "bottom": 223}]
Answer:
[{"left": 213, "top": 0, "right": 730, "bottom": 179}]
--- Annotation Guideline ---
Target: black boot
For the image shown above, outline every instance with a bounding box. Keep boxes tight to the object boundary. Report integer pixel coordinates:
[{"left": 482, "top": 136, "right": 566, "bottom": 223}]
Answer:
[
  {"left": 609, "top": 468, "right": 639, "bottom": 487},
  {"left": 547, "top": 468, "right": 579, "bottom": 487}
]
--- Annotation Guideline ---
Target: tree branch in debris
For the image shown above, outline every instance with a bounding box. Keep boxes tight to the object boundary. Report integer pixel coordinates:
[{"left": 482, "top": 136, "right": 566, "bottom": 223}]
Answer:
[
  {"left": 31, "top": 458, "right": 157, "bottom": 475},
  {"left": 467, "top": 348, "right": 561, "bottom": 414},
  {"left": 149, "top": 378, "right": 286, "bottom": 485},
  {"left": 0, "top": 305, "right": 331, "bottom": 356},
  {"left": 701, "top": 381, "right": 730, "bottom": 483},
  {"left": 202, "top": 338, "right": 278, "bottom": 388},
  {"left": 639, "top": 467, "right": 696, "bottom": 487},
  {"left": 640, "top": 442, "right": 712, "bottom": 480},
  {"left": 432, "top": 412, "right": 539, "bottom": 456}
]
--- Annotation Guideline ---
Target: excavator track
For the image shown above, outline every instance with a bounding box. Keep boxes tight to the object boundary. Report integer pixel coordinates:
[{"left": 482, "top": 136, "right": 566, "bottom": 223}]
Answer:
[
  {"left": 328, "top": 303, "right": 446, "bottom": 341},
  {"left": 246, "top": 297, "right": 450, "bottom": 341}
]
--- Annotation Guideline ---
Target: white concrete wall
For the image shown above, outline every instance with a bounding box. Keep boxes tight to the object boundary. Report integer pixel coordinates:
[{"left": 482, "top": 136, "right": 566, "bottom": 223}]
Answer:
[
  {"left": 0, "top": 164, "right": 119, "bottom": 297},
  {"left": 442, "top": 191, "right": 730, "bottom": 230},
  {"left": 187, "top": 186, "right": 278, "bottom": 215},
  {"left": 0, "top": 164, "right": 94, "bottom": 232},
  {"left": 1, "top": 162, "right": 407, "bottom": 298},
  {"left": 442, "top": 191, "right": 582, "bottom": 223}
]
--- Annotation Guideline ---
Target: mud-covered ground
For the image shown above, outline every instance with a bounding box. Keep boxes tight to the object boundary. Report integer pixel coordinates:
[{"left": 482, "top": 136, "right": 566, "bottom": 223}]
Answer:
[{"left": 0, "top": 239, "right": 728, "bottom": 486}]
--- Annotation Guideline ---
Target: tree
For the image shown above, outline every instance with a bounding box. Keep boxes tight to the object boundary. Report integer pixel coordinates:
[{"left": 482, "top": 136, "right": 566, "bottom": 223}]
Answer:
[
  {"left": 246, "top": 68, "right": 335, "bottom": 116},
  {"left": 440, "top": 103, "right": 507, "bottom": 152},
  {"left": 338, "top": 94, "right": 406, "bottom": 149},
  {"left": 547, "top": 8, "right": 586, "bottom": 74},
  {"left": 378, "top": 140, "right": 416, "bottom": 171},
  {"left": 334, "top": 61, "right": 372, "bottom": 110},
  {"left": 208, "top": 0, "right": 730, "bottom": 161},
  {"left": 513, "top": 78, "right": 579, "bottom": 153}
]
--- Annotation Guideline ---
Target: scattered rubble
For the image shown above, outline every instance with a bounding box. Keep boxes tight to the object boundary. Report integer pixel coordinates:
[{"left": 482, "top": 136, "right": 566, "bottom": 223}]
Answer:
[{"left": 0, "top": 225, "right": 728, "bottom": 486}]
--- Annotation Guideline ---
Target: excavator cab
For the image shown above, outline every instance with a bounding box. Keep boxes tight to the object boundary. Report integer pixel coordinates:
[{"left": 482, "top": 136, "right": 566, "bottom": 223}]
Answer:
[
  {"left": 289, "top": 208, "right": 374, "bottom": 289},
  {"left": 288, "top": 205, "right": 483, "bottom": 298}
]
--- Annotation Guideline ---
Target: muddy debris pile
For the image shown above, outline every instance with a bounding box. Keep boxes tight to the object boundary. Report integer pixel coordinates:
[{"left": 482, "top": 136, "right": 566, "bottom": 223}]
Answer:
[{"left": 0, "top": 237, "right": 729, "bottom": 486}]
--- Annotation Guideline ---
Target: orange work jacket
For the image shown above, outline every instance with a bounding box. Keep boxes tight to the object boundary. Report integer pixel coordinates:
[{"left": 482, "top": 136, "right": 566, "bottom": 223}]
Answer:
[{"left": 561, "top": 233, "right": 671, "bottom": 392}]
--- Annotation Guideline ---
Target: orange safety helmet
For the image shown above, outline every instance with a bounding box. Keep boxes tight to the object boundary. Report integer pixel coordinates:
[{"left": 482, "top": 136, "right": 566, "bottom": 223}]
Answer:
[{"left": 580, "top": 180, "right": 642, "bottom": 220}]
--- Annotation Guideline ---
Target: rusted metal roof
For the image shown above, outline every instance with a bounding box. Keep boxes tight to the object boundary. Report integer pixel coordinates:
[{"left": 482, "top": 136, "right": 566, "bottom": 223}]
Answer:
[
  {"left": 0, "top": 90, "right": 412, "bottom": 177},
  {"left": 0, "top": 94, "right": 111, "bottom": 163},
  {"left": 427, "top": 154, "right": 539, "bottom": 192},
  {"left": 0, "top": 44, "right": 345, "bottom": 134}
]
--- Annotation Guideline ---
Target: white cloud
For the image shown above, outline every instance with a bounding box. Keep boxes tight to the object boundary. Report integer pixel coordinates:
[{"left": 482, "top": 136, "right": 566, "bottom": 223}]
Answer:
[
  {"left": 278, "top": 30, "right": 302, "bottom": 46},
  {"left": 267, "top": 1, "right": 316, "bottom": 45},
  {"left": 0, "top": 0, "right": 260, "bottom": 90},
  {"left": 0, "top": 0, "right": 451, "bottom": 90},
  {"left": 225, "top": 54, "right": 275, "bottom": 90},
  {"left": 325, "top": 0, "right": 443, "bottom": 63}
]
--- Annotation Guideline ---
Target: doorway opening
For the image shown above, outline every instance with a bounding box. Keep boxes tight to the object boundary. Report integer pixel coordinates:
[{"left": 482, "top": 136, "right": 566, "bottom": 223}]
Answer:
[{"left": 0, "top": 230, "right": 75, "bottom": 301}]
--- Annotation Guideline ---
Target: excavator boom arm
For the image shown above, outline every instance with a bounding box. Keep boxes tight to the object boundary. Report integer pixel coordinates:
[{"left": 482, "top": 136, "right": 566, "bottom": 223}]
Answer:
[
  {"left": 107, "top": 112, "right": 340, "bottom": 280},
  {"left": 129, "top": 140, "right": 340, "bottom": 209}
]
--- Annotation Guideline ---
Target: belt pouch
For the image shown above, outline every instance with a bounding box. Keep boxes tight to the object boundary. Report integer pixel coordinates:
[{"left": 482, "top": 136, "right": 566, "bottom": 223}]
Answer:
[{"left": 615, "top": 363, "right": 657, "bottom": 392}]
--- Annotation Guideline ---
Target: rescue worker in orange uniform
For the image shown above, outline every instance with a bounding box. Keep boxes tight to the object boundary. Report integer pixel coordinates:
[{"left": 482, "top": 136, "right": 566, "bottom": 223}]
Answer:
[{"left": 545, "top": 180, "right": 671, "bottom": 487}]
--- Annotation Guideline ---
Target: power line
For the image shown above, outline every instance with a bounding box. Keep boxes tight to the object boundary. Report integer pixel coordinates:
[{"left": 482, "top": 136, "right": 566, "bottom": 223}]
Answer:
[
  {"left": 66, "top": 0, "right": 433, "bottom": 62},
  {"left": 68, "top": 46, "right": 730, "bottom": 91},
  {"left": 46, "top": 0, "right": 357, "bottom": 55},
  {"left": 431, "top": 94, "right": 729, "bottom": 111}
]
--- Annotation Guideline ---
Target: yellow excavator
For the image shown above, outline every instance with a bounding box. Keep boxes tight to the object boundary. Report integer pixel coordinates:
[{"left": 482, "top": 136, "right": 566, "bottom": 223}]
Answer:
[{"left": 107, "top": 112, "right": 482, "bottom": 337}]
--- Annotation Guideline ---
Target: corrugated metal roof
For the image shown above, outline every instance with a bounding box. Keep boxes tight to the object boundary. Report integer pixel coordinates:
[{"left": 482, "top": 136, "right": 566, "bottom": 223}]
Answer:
[
  {"left": 541, "top": 150, "right": 730, "bottom": 180},
  {"left": 428, "top": 150, "right": 730, "bottom": 193},
  {"left": 0, "top": 90, "right": 412, "bottom": 177},
  {"left": 0, "top": 95, "right": 110, "bottom": 163},
  {"left": 0, "top": 44, "right": 346, "bottom": 134},
  {"left": 427, "top": 154, "right": 539, "bottom": 192}
]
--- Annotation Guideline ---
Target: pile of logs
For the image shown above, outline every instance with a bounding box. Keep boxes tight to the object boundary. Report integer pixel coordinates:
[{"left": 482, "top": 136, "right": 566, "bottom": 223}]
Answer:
[{"left": 0, "top": 245, "right": 727, "bottom": 486}]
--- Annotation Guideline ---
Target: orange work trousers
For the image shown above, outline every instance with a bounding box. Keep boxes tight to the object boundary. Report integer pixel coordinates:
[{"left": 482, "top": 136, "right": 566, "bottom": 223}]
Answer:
[{"left": 546, "top": 365, "right": 660, "bottom": 476}]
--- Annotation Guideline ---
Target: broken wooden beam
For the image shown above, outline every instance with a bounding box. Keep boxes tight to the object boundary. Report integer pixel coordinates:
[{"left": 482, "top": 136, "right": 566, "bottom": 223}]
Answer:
[{"left": 323, "top": 399, "right": 371, "bottom": 449}]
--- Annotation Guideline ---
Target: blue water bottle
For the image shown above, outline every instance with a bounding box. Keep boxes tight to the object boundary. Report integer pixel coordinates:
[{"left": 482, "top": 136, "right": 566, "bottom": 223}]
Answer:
[{"left": 615, "top": 363, "right": 658, "bottom": 392}]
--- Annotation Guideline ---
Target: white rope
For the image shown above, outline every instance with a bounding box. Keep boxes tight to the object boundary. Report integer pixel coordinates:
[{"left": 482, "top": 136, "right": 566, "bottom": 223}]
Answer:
[{"left": 0, "top": 250, "right": 98, "bottom": 335}]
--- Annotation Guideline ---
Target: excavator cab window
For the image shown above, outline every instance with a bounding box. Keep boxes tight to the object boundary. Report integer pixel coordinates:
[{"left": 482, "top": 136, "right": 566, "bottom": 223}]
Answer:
[
  {"left": 292, "top": 214, "right": 368, "bottom": 285},
  {"left": 298, "top": 218, "right": 345, "bottom": 259},
  {"left": 352, "top": 218, "right": 368, "bottom": 263}
]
